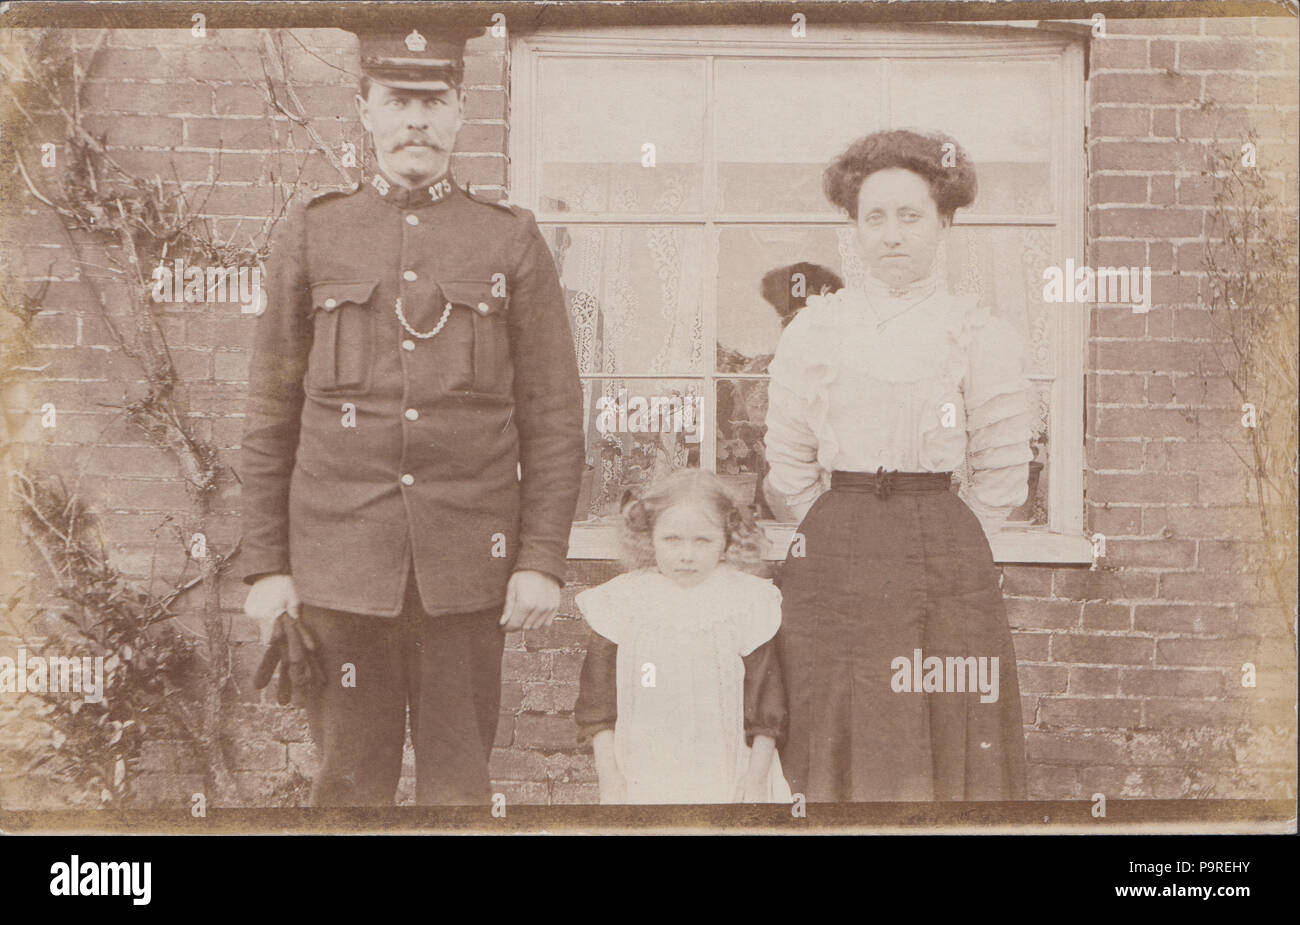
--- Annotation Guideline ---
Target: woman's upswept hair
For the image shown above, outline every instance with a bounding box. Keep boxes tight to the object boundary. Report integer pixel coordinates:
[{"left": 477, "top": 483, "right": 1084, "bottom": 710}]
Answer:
[
  {"left": 619, "top": 468, "right": 765, "bottom": 575},
  {"left": 823, "top": 129, "right": 978, "bottom": 221}
]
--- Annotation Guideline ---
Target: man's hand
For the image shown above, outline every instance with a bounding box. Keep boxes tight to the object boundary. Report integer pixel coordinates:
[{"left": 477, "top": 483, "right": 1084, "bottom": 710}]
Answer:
[
  {"left": 499, "top": 569, "right": 561, "bottom": 631},
  {"left": 244, "top": 574, "right": 301, "bottom": 644}
]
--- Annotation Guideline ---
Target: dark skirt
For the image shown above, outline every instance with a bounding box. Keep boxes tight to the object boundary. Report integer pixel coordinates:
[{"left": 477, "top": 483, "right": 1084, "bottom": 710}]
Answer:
[{"left": 775, "top": 471, "right": 1027, "bottom": 802}]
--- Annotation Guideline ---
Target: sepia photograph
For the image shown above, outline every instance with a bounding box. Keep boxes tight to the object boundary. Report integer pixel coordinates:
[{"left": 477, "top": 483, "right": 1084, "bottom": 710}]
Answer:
[{"left": 0, "top": 0, "right": 1295, "bottom": 865}]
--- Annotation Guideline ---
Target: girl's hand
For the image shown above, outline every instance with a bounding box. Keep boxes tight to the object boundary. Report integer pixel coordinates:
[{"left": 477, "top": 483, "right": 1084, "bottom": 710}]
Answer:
[
  {"left": 598, "top": 767, "right": 628, "bottom": 804},
  {"left": 734, "top": 767, "right": 771, "bottom": 803}
]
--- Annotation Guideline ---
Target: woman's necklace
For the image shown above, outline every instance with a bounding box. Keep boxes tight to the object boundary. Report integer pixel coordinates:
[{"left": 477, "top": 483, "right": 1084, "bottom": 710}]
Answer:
[{"left": 870, "top": 289, "right": 937, "bottom": 333}]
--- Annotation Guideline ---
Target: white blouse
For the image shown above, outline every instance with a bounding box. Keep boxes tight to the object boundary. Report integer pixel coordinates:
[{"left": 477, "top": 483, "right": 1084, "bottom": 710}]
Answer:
[{"left": 762, "top": 274, "right": 1033, "bottom": 539}]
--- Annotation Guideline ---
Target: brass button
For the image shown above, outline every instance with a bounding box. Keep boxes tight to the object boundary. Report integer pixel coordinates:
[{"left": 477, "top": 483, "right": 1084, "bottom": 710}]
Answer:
[
  {"left": 400, "top": 474, "right": 415, "bottom": 487},
  {"left": 401, "top": 339, "right": 415, "bottom": 351},
  {"left": 403, "top": 270, "right": 417, "bottom": 281},
  {"left": 404, "top": 408, "right": 419, "bottom": 421},
  {"left": 477, "top": 302, "right": 491, "bottom": 315},
  {"left": 323, "top": 298, "right": 337, "bottom": 308},
  {"left": 405, "top": 214, "right": 419, "bottom": 226}
]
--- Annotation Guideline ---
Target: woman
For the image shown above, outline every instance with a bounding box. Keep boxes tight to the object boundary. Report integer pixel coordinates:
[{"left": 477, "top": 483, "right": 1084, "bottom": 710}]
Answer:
[{"left": 763, "top": 130, "right": 1030, "bottom": 801}]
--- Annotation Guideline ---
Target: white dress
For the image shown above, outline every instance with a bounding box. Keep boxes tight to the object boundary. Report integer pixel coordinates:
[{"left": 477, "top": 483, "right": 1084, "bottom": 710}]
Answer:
[{"left": 575, "top": 566, "right": 793, "bottom": 805}]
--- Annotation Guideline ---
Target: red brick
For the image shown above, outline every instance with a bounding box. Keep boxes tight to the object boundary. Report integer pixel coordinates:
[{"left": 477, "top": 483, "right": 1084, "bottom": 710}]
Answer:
[
  {"left": 1027, "top": 729, "right": 1127, "bottom": 765},
  {"left": 1027, "top": 764, "right": 1081, "bottom": 800},
  {"left": 1119, "top": 667, "right": 1223, "bottom": 698},
  {"left": 1040, "top": 697, "right": 1142, "bottom": 728},
  {"left": 1092, "top": 72, "right": 1202, "bottom": 105},
  {"left": 1146, "top": 375, "right": 1175, "bottom": 404},
  {"left": 1098, "top": 208, "right": 1205, "bottom": 242},
  {"left": 1134, "top": 603, "right": 1237, "bottom": 634},
  {"left": 1090, "top": 240, "right": 1147, "bottom": 265},
  {"left": 489, "top": 747, "right": 549, "bottom": 781},
  {"left": 1104, "top": 538, "right": 1197, "bottom": 568},
  {"left": 1154, "top": 505, "right": 1263, "bottom": 540},
  {"left": 551, "top": 782, "right": 599, "bottom": 804},
  {"left": 513, "top": 714, "right": 578, "bottom": 751},
  {"left": 1092, "top": 140, "right": 1207, "bottom": 172},
  {"left": 1179, "top": 106, "right": 1254, "bottom": 139},
  {"left": 1082, "top": 602, "right": 1131, "bottom": 630},
  {"left": 1091, "top": 371, "right": 1145, "bottom": 404},
  {"left": 463, "top": 53, "right": 506, "bottom": 87},
  {"left": 522, "top": 616, "right": 591, "bottom": 650},
  {"left": 1087, "top": 504, "right": 1142, "bottom": 536},
  {"left": 1005, "top": 599, "right": 1080, "bottom": 630},
  {"left": 1088, "top": 471, "right": 1198, "bottom": 505},
  {"left": 1149, "top": 174, "right": 1176, "bottom": 205},
  {"left": 1051, "top": 634, "right": 1154, "bottom": 666},
  {"left": 184, "top": 117, "right": 280, "bottom": 150},
  {"left": 1147, "top": 241, "right": 1175, "bottom": 271},
  {"left": 1204, "top": 74, "right": 1256, "bottom": 105},
  {"left": 1156, "top": 636, "right": 1256, "bottom": 667},
  {"left": 1255, "top": 17, "right": 1300, "bottom": 38},
  {"left": 1103, "top": 19, "right": 1201, "bottom": 35},
  {"left": 83, "top": 81, "right": 212, "bottom": 115},
  {"left": 551, "top": 651, "right": 585, "bottom": 682},
  {"left": 1018, "top": 664, "right": 1068, "bottom": 694},
  {"left": 1148, "top": 39, "right": 1177, "bottom": 70},
  {"left": 1142, "top": 699, "right": 1248, "bottom": 728},
  {"left": 1092, "top": 407, "right": 1206, "bottom": 438},
  {"left": 1091, "top": 309, "right": 1146, "bottom": 339},
  {"left": 1012, "top": 633, "right": 1050, "bottom": 662},
  {"left": 521, "top": 681, "right": 576, "bottom": 713},
  {"left": 450, "top": 154, "right": 507, "bottom": 188},
  {"left": 1000, "top": 565, "right": 1052, "bottom": 597},
  {"left": 1157, "top": 570, "right": 1252, "bottom": 602},
  {"left": 1067, "top": 666, "right": 1121, "bottom": 696},
  {"left": 1089, "top": 439, "right": 1143, "bottom": 471},
  {"left": 490, "top": 781, "right": 549, "bottom": 804},
  {"left": 1090, "top": 108, "right": 1150, "bottom": 138},
  {"left": 1151, "top": 108, "right": 1178, "bottom": 137},
  {"left": 1053, "top": 568, "right": 1158, "bottom": 601},
  {"left": 502, "top": 649, "right": 552, "bottom": 682},
  {"left": 1091, "top": 37, "right": 1148, "bottom": 69},
  {"left": 1180, "top": 39, "right": 1295, "bottom": 72}
]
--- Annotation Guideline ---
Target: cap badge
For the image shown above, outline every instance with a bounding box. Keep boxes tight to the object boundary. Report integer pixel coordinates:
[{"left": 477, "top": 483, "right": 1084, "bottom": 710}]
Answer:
[{"left": 405, "top": 30, "right": 427, "bottom": 52}]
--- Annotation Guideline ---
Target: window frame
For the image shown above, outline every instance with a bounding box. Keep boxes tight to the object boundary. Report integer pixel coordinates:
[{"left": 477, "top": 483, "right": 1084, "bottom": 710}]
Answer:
[{"left": 510, "top": 22, "right": 1093, "bottom": 564}]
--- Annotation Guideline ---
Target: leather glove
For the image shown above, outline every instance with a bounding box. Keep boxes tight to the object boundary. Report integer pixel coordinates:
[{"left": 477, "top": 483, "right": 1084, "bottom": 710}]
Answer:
[{"left": 253, "top": 612, "right": 325, "bottom": 705}]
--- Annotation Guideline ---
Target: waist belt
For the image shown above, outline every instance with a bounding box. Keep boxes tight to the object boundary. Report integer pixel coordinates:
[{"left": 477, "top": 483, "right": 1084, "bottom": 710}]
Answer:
[{"left": 830, "top": 468, "right": 953, "bottom": 499}]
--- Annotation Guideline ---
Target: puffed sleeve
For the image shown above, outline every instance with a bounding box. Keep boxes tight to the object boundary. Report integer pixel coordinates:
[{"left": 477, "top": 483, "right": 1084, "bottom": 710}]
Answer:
[
  {"left": 742, "top": 638, "right": 788, "bottom": 746},
  {"left": 763, "top": 311, "right": 829, "bottom": 522},
  {"left": 959, "top": 315, "right": 1033, "bottom": 540},
  {"left": 574, "top": 629, "right": 617, "bottom": 745},
  {"left": 573, "top": 575, "right": 628, "bottom": 645}
]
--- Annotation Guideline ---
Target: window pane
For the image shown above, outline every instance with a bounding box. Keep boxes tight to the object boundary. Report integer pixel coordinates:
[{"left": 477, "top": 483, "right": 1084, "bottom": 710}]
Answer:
[
  {"left": 716, "top": 378, "right": 770, "bottom": 514},
  {"left": 575, "top": 378, "right": 703, "bottom": 522},
  {"left": 544, "top": 224, "right": 708, "bottom": 376},
  {"left": 716, "top": 225, "right": 847, "bottom": 372},
  {"left": 539, "top": 57, "right": 705, "bottom": 214},
  {"left": 888, "top": 59, "right": 1055, "bottom": 215},
  {"left": 715, "top": 58, "right": 885, "bottom": 214}
]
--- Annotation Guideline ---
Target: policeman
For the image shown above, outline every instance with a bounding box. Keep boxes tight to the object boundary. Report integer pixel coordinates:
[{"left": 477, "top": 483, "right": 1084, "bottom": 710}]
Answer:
[{"left": 240, "top": 26, "right": 585, "bottom": 806}]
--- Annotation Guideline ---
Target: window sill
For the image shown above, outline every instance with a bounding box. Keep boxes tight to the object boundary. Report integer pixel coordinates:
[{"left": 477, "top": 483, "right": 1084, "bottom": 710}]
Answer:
[{"left": 566, "top": 522, "right": 1095, "bottom": 565}]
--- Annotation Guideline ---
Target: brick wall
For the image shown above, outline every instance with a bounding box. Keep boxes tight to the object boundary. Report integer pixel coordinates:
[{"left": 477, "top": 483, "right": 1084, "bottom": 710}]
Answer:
[{"left": 1, "top": 16, "right": 1296, "bottom": 808}]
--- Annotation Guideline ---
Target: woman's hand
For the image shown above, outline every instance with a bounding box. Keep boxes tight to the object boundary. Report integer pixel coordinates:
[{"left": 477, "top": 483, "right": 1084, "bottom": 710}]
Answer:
[{"left": 734, "top": 734, "right": 778, "bottom": 803}]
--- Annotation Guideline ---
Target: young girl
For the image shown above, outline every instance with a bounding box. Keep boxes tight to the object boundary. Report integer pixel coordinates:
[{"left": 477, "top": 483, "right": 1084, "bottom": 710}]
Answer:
[{"left": 573, "top": 469, "right": 792, "bottom": 804}]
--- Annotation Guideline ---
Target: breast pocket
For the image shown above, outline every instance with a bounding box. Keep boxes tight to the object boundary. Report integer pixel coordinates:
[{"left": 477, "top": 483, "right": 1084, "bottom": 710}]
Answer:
[
  {"left": 307, "top": 280, "right": 378, "bottom": 394},
  {"left": 436, "top": 280, "right": 510, "bottom": 396}
]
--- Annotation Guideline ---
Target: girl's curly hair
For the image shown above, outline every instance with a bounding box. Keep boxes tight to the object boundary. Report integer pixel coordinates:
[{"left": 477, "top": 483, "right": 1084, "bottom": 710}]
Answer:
[
  {"left": 823, "top": 129, "right": 978, "bottom": 221},
  {"left": 618, "top": 468, "right": 766, "bottom": 575}
]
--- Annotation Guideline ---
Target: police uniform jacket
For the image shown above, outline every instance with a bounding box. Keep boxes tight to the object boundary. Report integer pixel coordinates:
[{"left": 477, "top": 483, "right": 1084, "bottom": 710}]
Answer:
[{"left": 239, "top": 170, "right": 585, "bottom": 617}]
